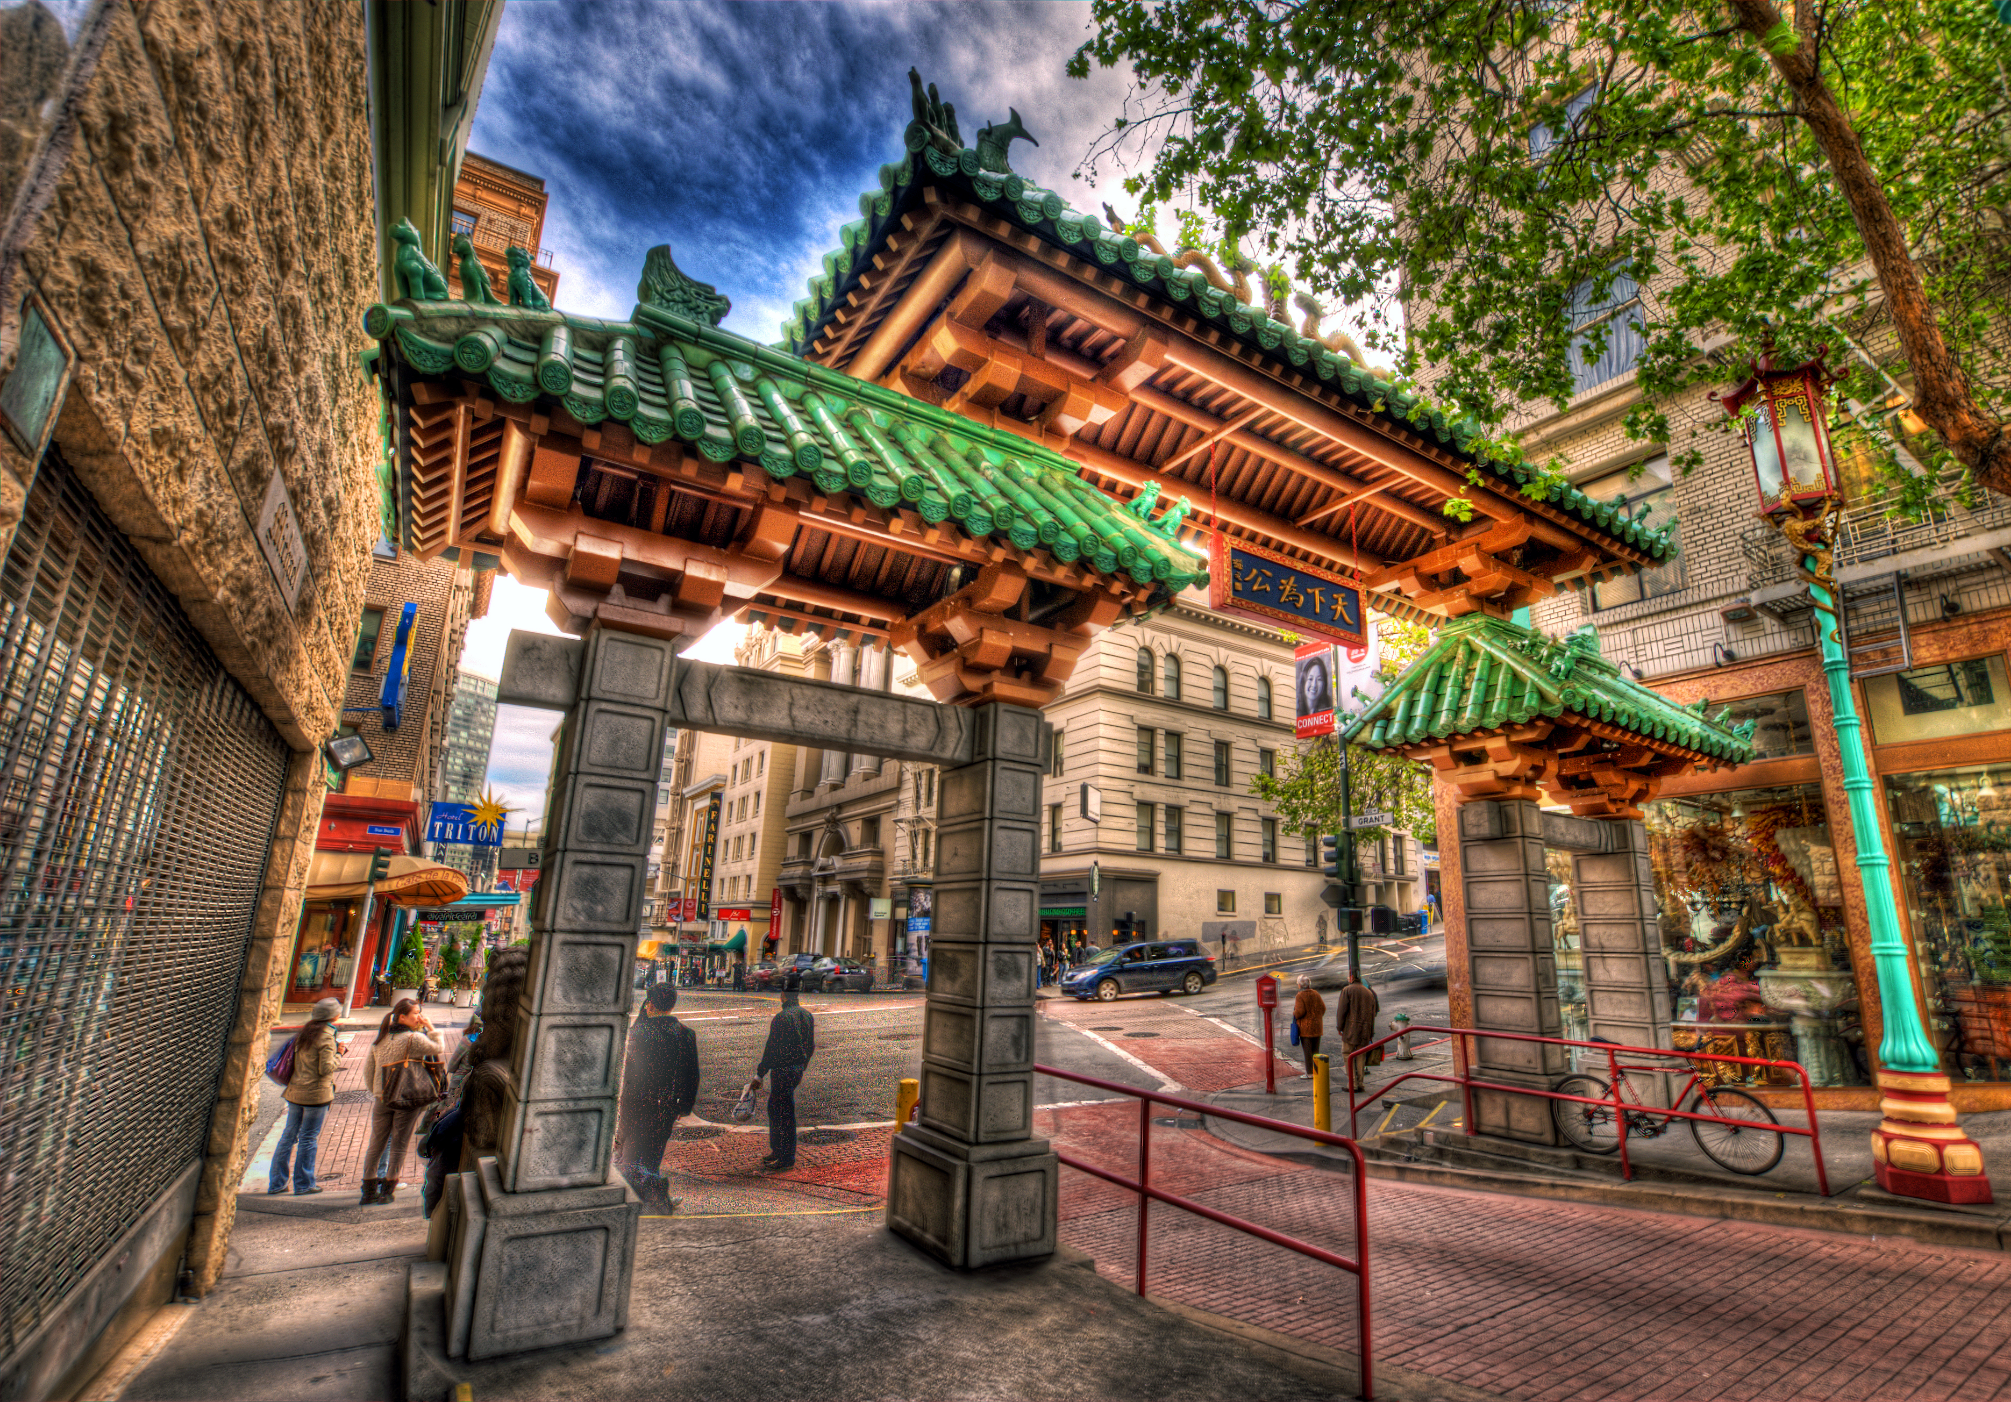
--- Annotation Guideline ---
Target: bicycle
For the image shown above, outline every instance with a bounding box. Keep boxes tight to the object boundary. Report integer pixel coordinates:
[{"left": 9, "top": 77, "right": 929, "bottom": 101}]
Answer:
[{"left": 1551, "top": 1040, "right": 1785, "bottom": 1175}]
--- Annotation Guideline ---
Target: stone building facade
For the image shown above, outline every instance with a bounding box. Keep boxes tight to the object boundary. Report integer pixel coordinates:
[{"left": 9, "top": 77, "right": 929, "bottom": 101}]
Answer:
[
  {"left": 1036, "top": 595, "right": 1361, "bottom": 961},
  {"left": 0, "top": 2, "right": 496, "bottom": 1392}
]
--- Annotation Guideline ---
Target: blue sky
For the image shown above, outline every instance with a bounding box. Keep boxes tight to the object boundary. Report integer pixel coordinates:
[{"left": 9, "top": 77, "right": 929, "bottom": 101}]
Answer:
[
  {"left": 464, "top": 1, "right": 1137, "bottom": 825},
  {"left": 467, "top": 0, "right": 1135, "bottom": 344}
]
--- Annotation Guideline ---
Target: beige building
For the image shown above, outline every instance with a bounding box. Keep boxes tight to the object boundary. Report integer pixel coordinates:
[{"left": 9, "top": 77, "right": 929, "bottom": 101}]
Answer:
[
  {"left": 1035, "top": 593, "right": 1405, "bottom": 960},
  {"left": 777, "top": 634, "right": 940, "bottom": 978},
  {"left": 447, "top": 149, "right": 560, "bottom": 305}
]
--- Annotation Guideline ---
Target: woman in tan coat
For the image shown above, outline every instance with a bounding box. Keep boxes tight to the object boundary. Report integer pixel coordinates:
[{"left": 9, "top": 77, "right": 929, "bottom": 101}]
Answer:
[
  {"left": 269, "top": 997, "right": 344, "bottom": 1195},
  {"left": 361, "top": 998, "right": 445, "bottom": 1205},
  {"left": 1291, "top": 975, "right": 1327, "bottom": 1079}
]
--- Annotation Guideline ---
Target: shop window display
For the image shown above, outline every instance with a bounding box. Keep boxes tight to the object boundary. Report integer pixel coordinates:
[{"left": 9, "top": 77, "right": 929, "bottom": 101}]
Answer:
[
  {"left": 1644, "top": 782, "right": 1866, "bottom": 1087},
  {"left": 1547, "top": 848, "right": 1589, "bottom": 1048},
  {"left": 1885, "top": 763, "right": 2011, "bottom": 1082}
]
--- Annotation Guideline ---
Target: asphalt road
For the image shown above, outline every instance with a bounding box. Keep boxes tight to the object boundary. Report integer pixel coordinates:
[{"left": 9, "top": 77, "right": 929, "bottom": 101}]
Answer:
[
  {"left": 661, "top": 988, "right": 1166, "bottom": 1131},
  {"left": 1172, "top": 931, "right": 1451, "bottom": 1048}
]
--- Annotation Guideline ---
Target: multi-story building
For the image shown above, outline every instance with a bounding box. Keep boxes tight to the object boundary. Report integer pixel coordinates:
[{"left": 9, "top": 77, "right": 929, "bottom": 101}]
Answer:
[
  {"left": 0, "top": 2, "right": 499, "bottom": 1385},
  {"left": 777, "top": 635, "right": 937, "bottom": 978},
  {"left": 435, "top": 671, "right": 500, "bottom": 889},
  {"left": 1037, "top": 598, "right": 1362, "bottom": 960},
  {"left": 447, "top": 150, "right": 560, "bottom": 305},
  {"left": 1412, "top": 203, "right": 2011, "bottom": 1104}
]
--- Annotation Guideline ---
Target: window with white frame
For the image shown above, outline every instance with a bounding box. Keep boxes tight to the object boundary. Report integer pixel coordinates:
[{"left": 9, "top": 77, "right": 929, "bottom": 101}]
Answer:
[{"left": 1582, "top": 455, "right": 1683, "bottom": 609}]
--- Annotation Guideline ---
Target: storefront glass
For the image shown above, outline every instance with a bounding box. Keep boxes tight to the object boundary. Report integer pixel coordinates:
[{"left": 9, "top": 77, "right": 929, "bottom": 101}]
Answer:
[
  {"left": 1885, "top": 762, "right": 2011, "bottom": 1082},
  {"left": 1866, "top": 656, "right": 2011, "bottom": 746},
  {"left": 1644, "top": 782, "right": 1867, "bottom": 1086},
  {"left": 290, "top": 902, "right": 358, "bottom": 1002},
  {"left": 1547, "top": 849, "right": 1589, "bottom": 1046}
]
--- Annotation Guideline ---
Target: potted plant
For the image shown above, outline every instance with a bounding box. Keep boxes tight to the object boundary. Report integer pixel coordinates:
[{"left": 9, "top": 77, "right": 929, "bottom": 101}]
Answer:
[{"left": 389, "top": 946, "right": 424, "bottom": 1005}]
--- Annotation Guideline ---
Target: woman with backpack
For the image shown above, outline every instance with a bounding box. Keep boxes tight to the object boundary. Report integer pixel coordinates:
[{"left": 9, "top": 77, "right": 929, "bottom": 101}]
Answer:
[
  {"left": 360, "top": 997, "right": 445, "bottom": 1205},
  {"left": 268, "top": 998, "right": 344, "bottom": 1195}
]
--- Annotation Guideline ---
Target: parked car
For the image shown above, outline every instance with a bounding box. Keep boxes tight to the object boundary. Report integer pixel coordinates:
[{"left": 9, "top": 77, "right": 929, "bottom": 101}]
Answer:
[
  {"left": 803, "top": 957, "right": 875, "bottom": 993},
  {"left": 1061, "top": 939, "right": 1217, "bottom": 1001},
  {"left": 747, "top": 960, "right": 782, "bottom": 989}
]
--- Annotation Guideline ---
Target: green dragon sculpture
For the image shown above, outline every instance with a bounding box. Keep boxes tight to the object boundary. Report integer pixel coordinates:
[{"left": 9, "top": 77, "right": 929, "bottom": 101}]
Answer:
[
  {"left": 637, "top": 244, "right": 730, "bottom": 326},
  {"left": 505, "top": 246, "right": 550, "bottom": 310},
  {"left": 452, "top": 233, "right": 501, "bottom": 306},
  {"left": 391, "top": 217, "right": 448, "bottom": 301}
]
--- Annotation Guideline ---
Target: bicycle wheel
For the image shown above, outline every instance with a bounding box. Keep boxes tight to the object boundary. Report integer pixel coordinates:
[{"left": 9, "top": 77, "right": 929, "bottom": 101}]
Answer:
[
  {"left": 1687, "top": 1086, "right": 1784, "bottom": 1175},
  {"left": 1551, "top": 1074, "right": 1619, "bottom": 1155}
]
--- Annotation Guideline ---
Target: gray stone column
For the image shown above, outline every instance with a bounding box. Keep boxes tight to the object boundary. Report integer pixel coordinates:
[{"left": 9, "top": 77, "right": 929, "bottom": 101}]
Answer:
[
  {"left": 1458, "top": 798, "right": 1567, "bottom": 1145},
  {"left": 851, "top": 645, "right": 886, "bottom": 776},
  {"left": 888, "top": 703, "right": 1057, "bottom": 1268},
  {"left": 437, "top": 626, "right": 661, "bottom": 1360},
  {"left": 1572, "top": 818, "right": 1674, "bottom": 1053}
]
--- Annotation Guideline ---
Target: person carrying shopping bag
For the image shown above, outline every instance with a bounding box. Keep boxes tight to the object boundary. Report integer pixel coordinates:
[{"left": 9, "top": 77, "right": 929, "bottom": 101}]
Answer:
[
  {"left": 361, "top": 997, "right": 445, "bottom": 1205},
  {"left": 268, "top": 998, "right": 344, "bottom": 1195}
]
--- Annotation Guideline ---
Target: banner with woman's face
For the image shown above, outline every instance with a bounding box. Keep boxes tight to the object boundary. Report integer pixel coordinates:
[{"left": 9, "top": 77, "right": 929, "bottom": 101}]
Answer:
[{"left": 1295, "top": 640, "right": 1337, "bottom": 739}]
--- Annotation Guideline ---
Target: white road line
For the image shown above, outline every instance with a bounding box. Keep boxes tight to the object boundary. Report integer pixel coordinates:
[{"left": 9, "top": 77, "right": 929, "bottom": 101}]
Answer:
[{"left": 1054, "top": 1022, "right": 1182, "bottom": 1095}]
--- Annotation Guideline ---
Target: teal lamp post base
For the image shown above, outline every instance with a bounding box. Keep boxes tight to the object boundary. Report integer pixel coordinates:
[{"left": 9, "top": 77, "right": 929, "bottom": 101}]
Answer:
[{"left": 1805, "top": 559, "right": 1993, "bottom": 1204}]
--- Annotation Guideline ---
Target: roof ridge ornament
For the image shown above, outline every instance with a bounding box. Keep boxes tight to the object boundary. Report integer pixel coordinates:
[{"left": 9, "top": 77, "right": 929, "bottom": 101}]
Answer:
[
  {"left": 975, "top": 108, "right": 1037, "bottom": 174},
  {"left": 906, "top": 68, "right": 963, "bottom": 157},
  {"left": 638, "top": 244, "right": 730, "bottom": 326},
  {"left": 506, "top": 246, "right": 550, "bottom": 310},
  {"left": 453, "top": 234, "right": 502, "bottom": 306},
  {"left": 391, "top": 217, "right": 448, "bottom": 301}
]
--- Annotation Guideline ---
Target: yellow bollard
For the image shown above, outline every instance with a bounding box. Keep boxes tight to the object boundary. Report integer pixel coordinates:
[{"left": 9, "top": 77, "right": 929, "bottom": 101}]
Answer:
[
  {"left": 895, "top": 1077, "right": 919, "bottom": 1132},
  {"left": 1312, "top": 1054, "right": 1332, "bottom": 1134}
]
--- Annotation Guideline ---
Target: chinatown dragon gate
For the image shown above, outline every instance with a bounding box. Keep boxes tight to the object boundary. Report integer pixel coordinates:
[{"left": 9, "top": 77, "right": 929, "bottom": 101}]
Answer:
[{"left": 360, "top": 74, "right": 1981, "bottom": 1366}]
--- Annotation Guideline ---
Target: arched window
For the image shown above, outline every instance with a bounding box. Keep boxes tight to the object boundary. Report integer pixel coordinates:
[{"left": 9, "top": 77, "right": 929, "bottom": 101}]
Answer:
[
  {"left": 1164, "top": 654, "right": 1182, "bottom": 701},
  {"left": 1257, "top": 676, "right": 1273, "bottom": 720},
  {"left": 1212, "top": 665, "right": 1230, "bottom": 711},
  {"left": 1136, "top": 647, "right": 1154, "bottom": 694}
]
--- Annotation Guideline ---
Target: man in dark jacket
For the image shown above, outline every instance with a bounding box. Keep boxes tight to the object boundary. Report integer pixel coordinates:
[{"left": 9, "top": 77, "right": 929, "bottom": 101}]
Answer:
[
  {"left": 614, "top": 984, "right": 700, "bottom": 1210},
  {"left": 754, "top": 975, "right": 815, "bottom": 1171}
]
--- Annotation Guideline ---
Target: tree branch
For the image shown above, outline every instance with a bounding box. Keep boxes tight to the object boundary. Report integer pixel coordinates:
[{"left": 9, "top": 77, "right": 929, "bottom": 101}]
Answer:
[{"left": 1724, "top": 0, "right": 2008, "bottom": 488}]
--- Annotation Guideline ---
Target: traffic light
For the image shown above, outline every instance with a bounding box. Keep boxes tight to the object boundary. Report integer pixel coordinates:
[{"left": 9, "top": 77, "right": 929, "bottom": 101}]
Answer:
[
  {"left": 1369, "top": 905, "right": 1397, "bottom": 935},
  {"left": 369, "top": 846, "right": 394, "bottom": 882},
  {"left": 1321, "top": 833, "right": 1343, "bottom": 879}
]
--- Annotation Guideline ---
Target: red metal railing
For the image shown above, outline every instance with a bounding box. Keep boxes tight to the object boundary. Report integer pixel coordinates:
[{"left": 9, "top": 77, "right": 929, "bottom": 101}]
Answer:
[
  {"left": 1034, "top": 1063, "right": 1375, "bottom": 1400},
  {"left": 1342, "top": 1024, "right": 1831, "bottom": 1197}
]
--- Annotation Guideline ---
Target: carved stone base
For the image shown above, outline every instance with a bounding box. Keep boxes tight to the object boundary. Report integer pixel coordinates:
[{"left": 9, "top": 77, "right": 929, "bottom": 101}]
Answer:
[
  {"left": 887, "top": 1124, "right": 1058, "bottom": 1269},
  {"left": 1871, "top": 1071, "right": 1994, "bottom": 1206},
  {"left": 432, "top": 1158, "right": 642, "bottom": 1361},
  {"left": 1467, "top": 1070, "right": 1565, "bottom": 1147}
]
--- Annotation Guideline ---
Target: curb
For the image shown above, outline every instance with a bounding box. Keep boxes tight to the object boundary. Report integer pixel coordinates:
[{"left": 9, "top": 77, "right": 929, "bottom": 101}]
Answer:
[{"left": 1352, "top": 1154, "right": 2011, "bottom": 1252}]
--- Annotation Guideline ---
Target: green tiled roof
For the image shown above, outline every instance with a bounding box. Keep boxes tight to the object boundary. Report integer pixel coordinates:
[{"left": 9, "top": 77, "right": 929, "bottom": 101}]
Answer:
[
  {"left": 784, "top": 144, "right": 1673, "bottom": 564},
  {"left": 361, "top": 298, "right": 1208, "bottom": 592},
  {"left": 1352, "top": 615, "right": 1755, "bottom": 763}
]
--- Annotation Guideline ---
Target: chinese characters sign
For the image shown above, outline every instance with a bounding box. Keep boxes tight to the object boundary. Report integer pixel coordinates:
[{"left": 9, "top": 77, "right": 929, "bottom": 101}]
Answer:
[{"left": 1209, "top": 537, "right": 1365, "bottom": 647}]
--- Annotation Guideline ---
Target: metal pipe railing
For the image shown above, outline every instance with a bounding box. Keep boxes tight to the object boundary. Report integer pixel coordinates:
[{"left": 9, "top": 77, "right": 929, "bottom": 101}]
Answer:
[
  {"left": 1342, "top": 1024, "right": 1830, "bottom": 1197},
  {"left": 1034, "top": 1062, "right": 1374, "bottom": 1399}
]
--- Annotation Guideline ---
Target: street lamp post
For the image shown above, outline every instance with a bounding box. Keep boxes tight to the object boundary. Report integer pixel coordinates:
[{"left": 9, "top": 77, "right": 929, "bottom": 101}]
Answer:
[{"left": 1719, "top": 355, "right": 1992, "bottom": 1204}]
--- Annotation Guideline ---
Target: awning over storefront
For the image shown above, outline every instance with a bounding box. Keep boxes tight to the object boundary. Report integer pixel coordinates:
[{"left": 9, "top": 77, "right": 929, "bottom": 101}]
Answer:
[
  {"left": 707, "top": 930, "right": 748, "bottom": 954},
  {"left": 436, "top": 891, "right": 522, "bottom": 909},
  {"left": 1040, "top": 907, "right": 1086, "bottom": 919},
  {"left": 305, "top": 850, "right": 469, "bottom": 907}
]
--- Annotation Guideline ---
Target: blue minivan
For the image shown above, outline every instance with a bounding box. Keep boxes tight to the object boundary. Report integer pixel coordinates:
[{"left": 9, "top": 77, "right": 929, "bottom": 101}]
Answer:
[{"left": 1062, "top": 939, "right": 1217, "bottom": 1001}]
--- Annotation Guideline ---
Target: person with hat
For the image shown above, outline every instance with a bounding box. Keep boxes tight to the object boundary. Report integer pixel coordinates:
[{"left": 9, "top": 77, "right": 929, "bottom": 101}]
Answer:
[
  {"left": 752, "top": 973, "right": 815, "bottom": 1172},
  {"left": 614, "top": 984, "right": 700, "bottom": 1211},
  {"left": 269, "top": 998, "right": 345, "bottom": 1195}
]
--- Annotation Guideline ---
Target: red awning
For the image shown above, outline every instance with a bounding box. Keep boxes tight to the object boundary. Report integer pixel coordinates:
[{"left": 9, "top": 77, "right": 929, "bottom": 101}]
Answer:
[{"left": 305, "top": 851, "right": 469, "bottom": 907}]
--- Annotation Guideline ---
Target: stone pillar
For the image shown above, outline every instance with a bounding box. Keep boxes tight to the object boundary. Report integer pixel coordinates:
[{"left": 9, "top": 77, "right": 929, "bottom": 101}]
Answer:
[
  {"left": 889, "top": 703, "right": 1057, "bottom": 1268},
  {"left": 852, "top": 644, "right": 886, "bottom": 776},
  {"left": 1572, "top": 819, "right": 1673, "bottom": 1053},
  {"left": 1458, "top": 798, "right": 1567, "bottom": 1145},
  {"left": 438, "top": 626, "right": 655, "bottom": 1361},
  {"left": 820, "top": 644, "right": 855, "bottom": 787}
]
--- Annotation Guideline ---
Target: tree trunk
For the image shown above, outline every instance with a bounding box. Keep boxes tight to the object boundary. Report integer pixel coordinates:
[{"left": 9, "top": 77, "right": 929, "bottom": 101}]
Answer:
[{"left": 1726, "top": 0, "right": 2009, "bottom": 493}]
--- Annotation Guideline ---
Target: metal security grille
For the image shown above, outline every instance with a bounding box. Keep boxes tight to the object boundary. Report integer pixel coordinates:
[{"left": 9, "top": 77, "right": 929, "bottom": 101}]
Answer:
[{"left": 0, "top": 449, "right": 288, "bottom": 1358}]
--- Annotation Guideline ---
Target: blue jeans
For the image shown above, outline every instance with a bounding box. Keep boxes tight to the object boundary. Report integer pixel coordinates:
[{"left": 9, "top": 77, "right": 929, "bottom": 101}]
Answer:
[
  {"left": 270, "top": 1101, "right": 328, "bottom": 1193},
  {"left": 767, "top": 1064, "right": 805, "bottom": 1165}
]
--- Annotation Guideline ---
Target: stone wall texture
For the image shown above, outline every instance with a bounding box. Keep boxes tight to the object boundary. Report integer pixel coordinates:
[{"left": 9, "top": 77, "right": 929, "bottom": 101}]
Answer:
[
  {"left": 9, "top": 0, "right": 382, "bottom": 751},
  {"left": 0, "top": 0, "right": 390, "bottom": 1300}
]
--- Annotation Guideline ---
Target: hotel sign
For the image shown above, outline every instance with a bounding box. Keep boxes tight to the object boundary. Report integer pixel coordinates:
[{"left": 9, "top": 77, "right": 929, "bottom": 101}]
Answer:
[
  {"left": 693, "top": 794, "right": 721, "bottom": 920},
  {"left": 1209, "top": 537, "right": 1365, "bottom": 647}
]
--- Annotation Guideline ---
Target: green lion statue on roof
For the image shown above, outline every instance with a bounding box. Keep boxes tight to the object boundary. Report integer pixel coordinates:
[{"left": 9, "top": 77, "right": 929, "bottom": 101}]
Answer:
[{"left": 1125, "top": 480, "right": 1162, "bottom": 520}]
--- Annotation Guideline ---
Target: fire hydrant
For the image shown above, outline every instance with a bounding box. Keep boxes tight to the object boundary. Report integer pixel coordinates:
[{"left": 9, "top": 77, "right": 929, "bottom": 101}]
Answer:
[{"left": 1393, "top": 1012, "right": 1414, "bottom": 1060}]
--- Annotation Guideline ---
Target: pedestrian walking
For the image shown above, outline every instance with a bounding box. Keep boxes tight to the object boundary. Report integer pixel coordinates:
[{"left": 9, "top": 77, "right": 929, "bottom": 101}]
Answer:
[
  {"left": 732, "top": 959, "right": 746, "bottom": 992},
  {"left": 753, "top": 973, "right": 815, "bottom": 1172},
  {"left": 360, "top": 997, "right": 445, "bottom": 1205},
  {"left": 1337, "top": 970, "right": 1381, "bottom": 1092},
  {"left": 1291, "top": 975, "right": 1327, "bottom": 1080},
  {"left": 269, "top": 997, "right": 344, "bottom": 1195},
  {"left": 614, "top": 984, "right": 700, "bottom": 1211},
  {"left": 459, "top": 948, "right": 527, "bottom": 1172}
]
